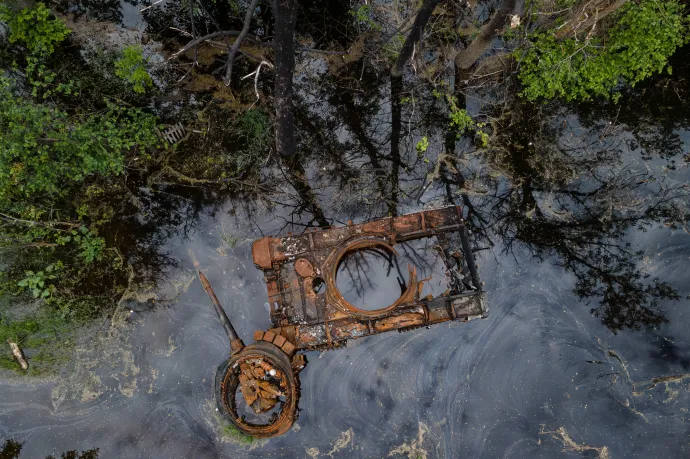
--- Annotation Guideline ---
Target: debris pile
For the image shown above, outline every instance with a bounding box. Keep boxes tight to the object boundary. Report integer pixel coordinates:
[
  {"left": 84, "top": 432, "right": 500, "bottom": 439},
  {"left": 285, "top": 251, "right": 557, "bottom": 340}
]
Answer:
[{"left": 238, "top": 358, "right": 287, "bottom": 414}]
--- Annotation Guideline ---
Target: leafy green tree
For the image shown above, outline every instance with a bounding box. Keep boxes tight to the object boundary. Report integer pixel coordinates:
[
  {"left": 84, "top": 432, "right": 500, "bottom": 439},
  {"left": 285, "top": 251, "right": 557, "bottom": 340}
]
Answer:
[
  {"left": 0, "top": 4, "right": 164, "bottom": 375},
  {"left": 0, "top": 3, "right": 73, "bottom": 97},
  {"left": 517, "top": 0, "right": 689, "bottom": 101},
  {"left": 0, "top": 78, "right": 160, "bottom": 204},
  {"left": 0, "top": 3, "right": 70, "bottom": 55}
]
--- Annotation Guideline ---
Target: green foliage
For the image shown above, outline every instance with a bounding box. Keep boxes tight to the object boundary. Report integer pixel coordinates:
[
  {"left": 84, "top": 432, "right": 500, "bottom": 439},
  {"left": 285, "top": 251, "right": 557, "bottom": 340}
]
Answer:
[
  {"left": 476, "top": 123, "right": 489, "bottom": 147},
  {"left": 555, "top": 0, "right": 578, "bottom": 8},
  {"left": 517, "top": 0, "right": 689, "bottom": 101},
  {"left": 222, "top": 423, "right": 256, "bottom": 444},
  {"left": 0, "top": 303, "right": 74, "bottom": 346},
  {"left": 0, "top": 29, "right": 159, "bottom": 376},
  {"left": 416, "top": 136, "right": 429, "bottom": 155},
  {"left": 74, "top": 228, "right": 106, "bottom": 264},
  {"left": 221, "top": 234, "right": 241, "bottom": 248},
  {"left": 0, "top": 3, "right": 74, "bottom": 98},
  {"left": 449, "top": 106, "right": 474, "bottom": 133},
  {"left": 231, "top": 109, "right": 271, "bottom": 171},
  {"left": 0, "top": 3, "right": 70, "bottom": 55},
  {"left": 55, "top": 227, "right": 106, "bottom": 264},
  {"left": 349, "top": 4, "right": 381, "bottom": 31},
  {"left": 0, "top": 307, "right": 74, "bottom": 375},
  {"left": 0, "top": 240, "right": 127, "bottom": 375},
  {"left": 114, "top": 45, "right": 153, "bottom": 94},
  {"left": 226, "top": 0, "right": 242, "bottom": 15},
  {"left": 0, "top": 77, "right": 161, "bottom": 203},
  {"left": 17, "top": 263, "right": 59, "bottom": 298},
  {"left": 382, "top": 33, "right": 406, "bottom": 60},
  {"left": 444, "top": 94, "right": 490, "bottom": 146}
]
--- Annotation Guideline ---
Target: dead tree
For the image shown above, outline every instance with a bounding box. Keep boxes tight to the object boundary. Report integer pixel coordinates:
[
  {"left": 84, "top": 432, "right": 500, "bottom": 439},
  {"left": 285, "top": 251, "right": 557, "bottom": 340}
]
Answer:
[
  {"left": 390, "top": 0, "right": 526, "bottom": 77},
  {"left": 170, "top": 0, "right": 299, "bottom": 157},
  {"left": 390, "top": 0, "right": 443, "bottom": 78},
  {"left": 273, "top": 0, "right": 298, "bottom": 157},
  {"left": 223, "top": 0, "right": 261, "bottom": 85}
]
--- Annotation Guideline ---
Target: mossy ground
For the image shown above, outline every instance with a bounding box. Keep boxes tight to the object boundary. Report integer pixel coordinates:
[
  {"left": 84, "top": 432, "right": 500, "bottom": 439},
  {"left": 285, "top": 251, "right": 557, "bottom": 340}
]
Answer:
[{"left": 0, "top": 302, "right": 76, "bottom": 377}]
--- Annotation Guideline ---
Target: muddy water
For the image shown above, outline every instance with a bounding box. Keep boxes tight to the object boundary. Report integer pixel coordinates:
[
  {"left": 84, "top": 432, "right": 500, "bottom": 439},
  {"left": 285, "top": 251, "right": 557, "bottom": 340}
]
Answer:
[{"left": 2, "top": 4, "right": 690, "bottom": 459}]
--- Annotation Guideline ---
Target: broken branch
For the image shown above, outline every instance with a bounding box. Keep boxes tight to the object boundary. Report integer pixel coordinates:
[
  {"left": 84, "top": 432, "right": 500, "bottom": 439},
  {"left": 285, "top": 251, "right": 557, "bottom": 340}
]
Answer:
[
  {"left": 140, "top": 0, "right": 164, "bottom": 12},
  {"left": 391, "top": 0, "right": 443, "bottom": 77},
  {"left": 241, "top": 60, "right": 274, "bottom": 104},
  {"left": 0, "top": 212, "right": 80, "bottom": 230},
  {"left": 8, "top": 340, "right": 28, "bottom": 371}
]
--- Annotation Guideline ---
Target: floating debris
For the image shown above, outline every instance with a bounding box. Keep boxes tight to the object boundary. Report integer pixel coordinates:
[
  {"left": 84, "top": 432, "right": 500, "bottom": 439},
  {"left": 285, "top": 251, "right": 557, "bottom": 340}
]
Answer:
[
  {"left": 158, "top": 123, "right": 187, "bottom": 145},
  {"left": 539, "top": 426, "right": 610, "bottom": 459}
]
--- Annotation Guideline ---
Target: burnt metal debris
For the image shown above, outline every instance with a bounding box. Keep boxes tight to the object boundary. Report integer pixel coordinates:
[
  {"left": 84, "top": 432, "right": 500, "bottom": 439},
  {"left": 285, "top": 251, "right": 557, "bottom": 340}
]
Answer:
[{"left": 198, "top": 205, "right": 487, "bottom": 437}]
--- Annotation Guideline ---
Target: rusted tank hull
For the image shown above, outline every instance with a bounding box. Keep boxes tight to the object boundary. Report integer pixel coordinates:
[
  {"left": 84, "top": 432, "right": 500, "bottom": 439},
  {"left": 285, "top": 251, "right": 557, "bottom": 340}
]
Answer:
[
  {"left": 257, "top": 291, "right": 486, "bottom": 350},
  {"left": 205, "top": 206, "right": 487, "bottom": 438},
  {"left": 251, "top": 206, "right": 487, "bottom": 350}
]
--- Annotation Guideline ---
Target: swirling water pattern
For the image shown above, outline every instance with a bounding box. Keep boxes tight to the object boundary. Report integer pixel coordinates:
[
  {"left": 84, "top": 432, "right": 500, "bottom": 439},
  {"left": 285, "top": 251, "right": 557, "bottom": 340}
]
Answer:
[{"left": 0, "top": 193, "right": 688, "bottom": 458}]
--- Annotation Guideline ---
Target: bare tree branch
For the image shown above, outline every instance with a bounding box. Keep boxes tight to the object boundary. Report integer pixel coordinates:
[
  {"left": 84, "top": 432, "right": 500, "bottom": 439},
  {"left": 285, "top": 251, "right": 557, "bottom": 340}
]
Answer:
[
  {"left": 0, "top": 212, "right": 80, "bottom": 230},
  {"left": 455, "top": 0, "right": 518, "bottom": 70},
  {"left": 224, "top": 0, "right": 262, "bottom": 86}
]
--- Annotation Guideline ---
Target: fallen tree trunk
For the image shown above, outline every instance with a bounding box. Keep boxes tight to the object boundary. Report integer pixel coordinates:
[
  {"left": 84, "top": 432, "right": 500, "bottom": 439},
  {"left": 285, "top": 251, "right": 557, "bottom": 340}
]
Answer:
[
  {"left": 455, "top": 0, "right": 519, "bottom": 70},
  {"left": 390, "top": 0, "right": 443, "bottom": 77},
  {"left": 554, "top": 0, "right": 628, "bottom": 39}
]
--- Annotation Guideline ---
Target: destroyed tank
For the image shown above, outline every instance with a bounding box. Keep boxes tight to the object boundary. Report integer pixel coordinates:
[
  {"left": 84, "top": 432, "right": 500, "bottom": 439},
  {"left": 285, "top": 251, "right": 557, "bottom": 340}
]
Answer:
[{"left": 197, "top": 206, "right": 487, "bottom": 437}]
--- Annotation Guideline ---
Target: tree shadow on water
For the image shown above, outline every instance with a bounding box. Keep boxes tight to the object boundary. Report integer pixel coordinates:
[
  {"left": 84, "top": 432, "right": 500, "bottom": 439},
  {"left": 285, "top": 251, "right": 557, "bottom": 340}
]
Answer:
[{"left": 1, "top": 439, "right": 99, "bottom": 459}]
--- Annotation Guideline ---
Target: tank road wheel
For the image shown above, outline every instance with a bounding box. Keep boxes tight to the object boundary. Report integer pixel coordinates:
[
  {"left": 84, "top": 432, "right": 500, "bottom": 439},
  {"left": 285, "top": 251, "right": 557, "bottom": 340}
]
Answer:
[{"left": 214, "top": 341, "right": 299, "bottom": 438}]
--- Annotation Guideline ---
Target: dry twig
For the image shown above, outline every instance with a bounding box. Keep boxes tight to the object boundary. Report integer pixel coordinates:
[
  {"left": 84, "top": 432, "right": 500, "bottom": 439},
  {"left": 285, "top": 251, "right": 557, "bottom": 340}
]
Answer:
[{"left": 241, "top": 60, "right": 274, "bottom": 106}]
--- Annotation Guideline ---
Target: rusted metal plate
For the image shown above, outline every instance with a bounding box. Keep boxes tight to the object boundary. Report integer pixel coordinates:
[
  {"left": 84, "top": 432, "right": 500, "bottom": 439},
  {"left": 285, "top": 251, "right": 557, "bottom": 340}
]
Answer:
[{"left": 251, "top": 206, "right": 487, "bottom": 351}]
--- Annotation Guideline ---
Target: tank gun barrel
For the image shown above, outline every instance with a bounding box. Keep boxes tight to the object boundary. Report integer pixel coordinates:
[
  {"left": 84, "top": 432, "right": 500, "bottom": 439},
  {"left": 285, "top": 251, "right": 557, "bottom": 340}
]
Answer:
[{"left": 198, "top": 270, "right": 245, "bottom": 354}]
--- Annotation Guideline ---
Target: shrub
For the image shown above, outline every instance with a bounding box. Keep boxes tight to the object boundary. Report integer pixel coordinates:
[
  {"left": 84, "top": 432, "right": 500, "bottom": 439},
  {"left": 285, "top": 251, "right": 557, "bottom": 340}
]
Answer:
[
  {"left": 517, "top": 0, "right": 689, "bottom": 101},
  {"left": 114, "top": 45, "right": 154, "bottom": 94}
]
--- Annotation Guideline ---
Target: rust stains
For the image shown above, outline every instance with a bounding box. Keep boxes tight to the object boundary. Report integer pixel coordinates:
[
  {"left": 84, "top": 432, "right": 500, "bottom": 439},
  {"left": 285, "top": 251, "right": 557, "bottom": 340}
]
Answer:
[{"left": 294, "top": 258, "right": 316, "bottom": 277}]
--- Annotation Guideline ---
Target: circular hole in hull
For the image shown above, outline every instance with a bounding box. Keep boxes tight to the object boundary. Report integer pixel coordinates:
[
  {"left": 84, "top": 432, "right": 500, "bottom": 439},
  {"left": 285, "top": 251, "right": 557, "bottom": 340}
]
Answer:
[{"left": 335, "top": 248, "right": 409, "bottom": 311}]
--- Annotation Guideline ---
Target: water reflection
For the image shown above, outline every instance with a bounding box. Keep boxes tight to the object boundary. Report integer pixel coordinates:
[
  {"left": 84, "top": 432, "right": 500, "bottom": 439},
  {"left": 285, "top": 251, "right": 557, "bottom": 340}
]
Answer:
[
  {"left": 288, "top": 41, "right": 689, "bottom": 332},
  {"left": 457, "top": 95, "right": 685, "bottom": 332},
  {"left": 0, "top": 439, "right": 99, "bottom": 459}
]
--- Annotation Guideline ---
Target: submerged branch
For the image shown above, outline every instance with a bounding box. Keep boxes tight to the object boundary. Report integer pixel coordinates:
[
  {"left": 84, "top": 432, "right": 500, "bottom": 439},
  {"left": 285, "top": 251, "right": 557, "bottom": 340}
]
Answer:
[{"left": 160, "top": 166, "right": 269, "bottom": 191}]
